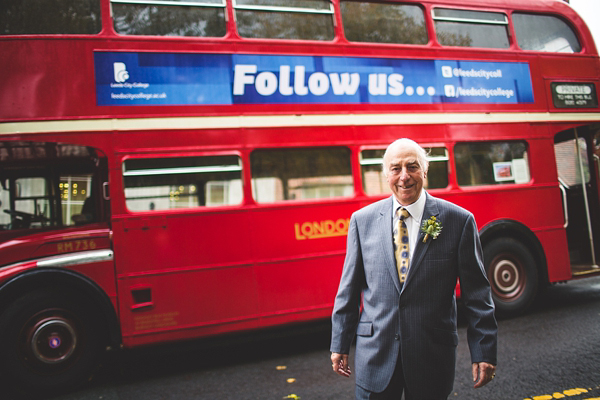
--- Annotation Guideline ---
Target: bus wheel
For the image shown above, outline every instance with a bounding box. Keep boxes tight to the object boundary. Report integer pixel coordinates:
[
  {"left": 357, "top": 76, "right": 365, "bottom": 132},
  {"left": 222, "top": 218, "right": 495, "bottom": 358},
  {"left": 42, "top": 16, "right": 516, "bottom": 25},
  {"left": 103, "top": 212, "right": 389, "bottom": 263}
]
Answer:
[
  {"left": 484, "top": 238, "right": 538, "bottom": 317},
  {"left": 0, "top": 290, "right": 104, "bottom": 396}
]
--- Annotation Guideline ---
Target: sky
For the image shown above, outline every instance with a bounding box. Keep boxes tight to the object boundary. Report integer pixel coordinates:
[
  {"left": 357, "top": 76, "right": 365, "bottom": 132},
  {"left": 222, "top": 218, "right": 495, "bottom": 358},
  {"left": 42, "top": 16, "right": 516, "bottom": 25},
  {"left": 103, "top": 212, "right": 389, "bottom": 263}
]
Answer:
[{"left": 568, "top": 0, "right": 600, "bottom": 50}]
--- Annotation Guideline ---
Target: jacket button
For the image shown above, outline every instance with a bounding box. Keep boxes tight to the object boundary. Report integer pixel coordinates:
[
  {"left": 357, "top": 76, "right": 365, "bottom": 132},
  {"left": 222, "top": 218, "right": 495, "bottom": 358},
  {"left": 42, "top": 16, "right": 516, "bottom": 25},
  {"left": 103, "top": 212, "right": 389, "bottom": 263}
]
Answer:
[{"left": 394, "top": 334, "right": 400, "bottom": 340}]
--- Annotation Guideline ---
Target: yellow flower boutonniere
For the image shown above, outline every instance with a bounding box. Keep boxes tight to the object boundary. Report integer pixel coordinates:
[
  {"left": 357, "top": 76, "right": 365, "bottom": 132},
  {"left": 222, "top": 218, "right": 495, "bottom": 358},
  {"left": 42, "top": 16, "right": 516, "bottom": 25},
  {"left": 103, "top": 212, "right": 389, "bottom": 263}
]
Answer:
[{"left": 421, "top": 216, "right": 442, "bottom": 243}]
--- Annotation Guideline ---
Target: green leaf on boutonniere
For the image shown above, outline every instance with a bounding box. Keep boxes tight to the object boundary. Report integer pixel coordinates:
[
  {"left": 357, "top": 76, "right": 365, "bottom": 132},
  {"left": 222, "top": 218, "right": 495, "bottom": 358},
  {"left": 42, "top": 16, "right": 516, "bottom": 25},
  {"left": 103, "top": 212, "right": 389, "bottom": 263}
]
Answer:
[{"left": 421, "top": 216, "right": 442, "bottom": 243}]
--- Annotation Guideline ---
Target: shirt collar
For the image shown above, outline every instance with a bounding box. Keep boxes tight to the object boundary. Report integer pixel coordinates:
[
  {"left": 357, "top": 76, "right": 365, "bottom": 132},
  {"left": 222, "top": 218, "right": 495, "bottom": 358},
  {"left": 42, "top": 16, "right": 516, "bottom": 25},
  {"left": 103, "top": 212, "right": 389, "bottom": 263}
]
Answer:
[{"left": 393, "top": 189, "right": 426, "bottom": 222}]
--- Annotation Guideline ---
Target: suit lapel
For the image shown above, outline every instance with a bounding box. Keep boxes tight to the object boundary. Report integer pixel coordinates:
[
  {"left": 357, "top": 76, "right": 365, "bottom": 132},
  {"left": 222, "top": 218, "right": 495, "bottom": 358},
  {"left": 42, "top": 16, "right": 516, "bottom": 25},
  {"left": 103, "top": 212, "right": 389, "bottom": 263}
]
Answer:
[
  {"left": 403, "top": 193, "right": 440, "bottom": 289},
  {"left": 378, "top": 197, "right": 402, "bottom": 294}
]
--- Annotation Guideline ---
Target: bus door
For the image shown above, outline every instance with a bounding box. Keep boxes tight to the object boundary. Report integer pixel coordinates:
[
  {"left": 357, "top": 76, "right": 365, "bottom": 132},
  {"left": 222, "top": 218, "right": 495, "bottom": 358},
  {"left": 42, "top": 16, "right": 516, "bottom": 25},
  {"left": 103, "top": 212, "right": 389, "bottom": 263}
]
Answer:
[
  {"left": 554, "top": 126, "right": 600, "bottom": 275},
  {"left": 248, "top": 147, "right": 356, "bottom": 324},
  {"left": 112, "top": 153, "right": 259, "bottom": 346}
]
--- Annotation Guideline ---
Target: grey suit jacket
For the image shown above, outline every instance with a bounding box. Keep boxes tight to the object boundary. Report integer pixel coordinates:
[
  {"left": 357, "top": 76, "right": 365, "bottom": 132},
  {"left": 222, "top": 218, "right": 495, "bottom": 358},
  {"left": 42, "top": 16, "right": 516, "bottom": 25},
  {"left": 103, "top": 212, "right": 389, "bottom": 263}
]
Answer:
[{"left": 331, "top": 193, "right": 497, "bottom": 397}]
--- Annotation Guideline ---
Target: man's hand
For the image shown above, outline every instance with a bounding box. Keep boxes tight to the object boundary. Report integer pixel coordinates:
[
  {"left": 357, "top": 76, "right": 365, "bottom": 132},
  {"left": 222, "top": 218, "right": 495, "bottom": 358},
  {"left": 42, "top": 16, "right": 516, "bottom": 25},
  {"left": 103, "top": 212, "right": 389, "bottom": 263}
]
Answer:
[
  {"left": 331, "top": 352, "right": 351, "bottom": 377},
  {"left": 472, "top": 362, "right": 496, "bottom": 388}
]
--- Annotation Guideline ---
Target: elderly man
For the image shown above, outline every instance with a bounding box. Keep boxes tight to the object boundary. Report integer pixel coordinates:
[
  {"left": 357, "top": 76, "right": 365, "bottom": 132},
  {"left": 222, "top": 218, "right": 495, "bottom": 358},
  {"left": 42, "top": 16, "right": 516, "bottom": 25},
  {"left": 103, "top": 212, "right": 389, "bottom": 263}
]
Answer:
[{"left": 330, "top": 138, "right": 497, "bottom": 399}]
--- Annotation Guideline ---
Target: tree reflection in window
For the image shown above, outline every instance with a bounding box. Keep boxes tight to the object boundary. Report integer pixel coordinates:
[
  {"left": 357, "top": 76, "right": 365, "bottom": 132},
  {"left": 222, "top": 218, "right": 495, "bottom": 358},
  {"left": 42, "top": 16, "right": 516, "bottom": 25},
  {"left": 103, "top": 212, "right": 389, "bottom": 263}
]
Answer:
[
  {"left": 1, "top": 0, "right": 101, "bottom": 35},
  {"left": 234, "top": 0, "right": 334, "bottom": 40},
  {"left": 341, "top": 1, "right": 428, "bottom": 45},
  {"left": 112, "top": 0, "right": 226, "bottom": 37},
  {"left": 433, "top": 8, "right": 509, "bottom": 49}
]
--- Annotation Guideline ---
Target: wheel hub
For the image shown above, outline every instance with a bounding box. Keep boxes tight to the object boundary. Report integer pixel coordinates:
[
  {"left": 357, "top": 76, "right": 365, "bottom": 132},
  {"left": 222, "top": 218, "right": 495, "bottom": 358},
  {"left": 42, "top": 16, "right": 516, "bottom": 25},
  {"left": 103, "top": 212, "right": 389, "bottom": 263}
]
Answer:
[
  {"left": 30, "top": 317, "right": 77, "bottom": 364},
  {"left": 493, "top": 259, "right": 520, "bottom": 294}
]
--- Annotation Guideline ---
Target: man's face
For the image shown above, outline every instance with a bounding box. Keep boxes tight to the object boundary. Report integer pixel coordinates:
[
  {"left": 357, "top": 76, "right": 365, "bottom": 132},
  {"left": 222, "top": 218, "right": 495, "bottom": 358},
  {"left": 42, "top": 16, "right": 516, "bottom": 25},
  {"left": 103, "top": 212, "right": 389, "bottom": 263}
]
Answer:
[{"left": 385, "top": 143, "right": 426, "bottom": 206}]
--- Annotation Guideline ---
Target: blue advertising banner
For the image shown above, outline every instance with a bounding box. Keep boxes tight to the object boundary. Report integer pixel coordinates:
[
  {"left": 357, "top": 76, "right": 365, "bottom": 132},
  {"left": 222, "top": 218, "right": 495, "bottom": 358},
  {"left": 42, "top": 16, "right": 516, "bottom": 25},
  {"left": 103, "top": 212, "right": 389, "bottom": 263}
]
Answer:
[{"left": 94, "top": 52, "right": 534, "bottom": 106}]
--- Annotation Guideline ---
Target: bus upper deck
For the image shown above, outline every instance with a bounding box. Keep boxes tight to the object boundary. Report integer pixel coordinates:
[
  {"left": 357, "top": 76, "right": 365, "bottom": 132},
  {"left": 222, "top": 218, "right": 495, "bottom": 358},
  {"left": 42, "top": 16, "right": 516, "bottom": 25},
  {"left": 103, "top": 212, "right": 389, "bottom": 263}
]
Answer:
[{"left": 0, "top": 0, "right": 598, "bottom": 128}]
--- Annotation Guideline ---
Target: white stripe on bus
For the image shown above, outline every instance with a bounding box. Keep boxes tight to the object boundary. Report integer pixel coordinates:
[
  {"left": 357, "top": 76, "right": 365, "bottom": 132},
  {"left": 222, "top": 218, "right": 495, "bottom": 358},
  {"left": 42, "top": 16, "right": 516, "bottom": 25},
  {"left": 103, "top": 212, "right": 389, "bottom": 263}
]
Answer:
[
  {"left": 36, "top": 250, "right": 114, "bottom": 268},
  {"left": 1, "top": 112, "right": 599, "bottom": 135}
]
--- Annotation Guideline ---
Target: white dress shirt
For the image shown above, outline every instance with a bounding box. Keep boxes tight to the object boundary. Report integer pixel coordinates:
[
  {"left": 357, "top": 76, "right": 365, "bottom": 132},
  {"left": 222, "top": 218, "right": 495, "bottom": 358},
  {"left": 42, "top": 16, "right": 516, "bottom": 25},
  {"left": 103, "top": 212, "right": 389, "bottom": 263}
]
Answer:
[{"left": 393, "top": 189, "right": 426, "bottom": 260}]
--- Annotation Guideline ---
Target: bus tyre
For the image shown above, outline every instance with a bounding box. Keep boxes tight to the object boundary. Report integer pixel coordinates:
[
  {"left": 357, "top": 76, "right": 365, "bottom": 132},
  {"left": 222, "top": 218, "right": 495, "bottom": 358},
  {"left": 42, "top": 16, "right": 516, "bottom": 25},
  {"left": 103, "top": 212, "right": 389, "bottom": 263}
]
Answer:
[
  {"left": 484, "top": 238, "right": 538, "bottom": 317},
  {"left": 0, "top": 290, "right": 104, "bottom": 396}
]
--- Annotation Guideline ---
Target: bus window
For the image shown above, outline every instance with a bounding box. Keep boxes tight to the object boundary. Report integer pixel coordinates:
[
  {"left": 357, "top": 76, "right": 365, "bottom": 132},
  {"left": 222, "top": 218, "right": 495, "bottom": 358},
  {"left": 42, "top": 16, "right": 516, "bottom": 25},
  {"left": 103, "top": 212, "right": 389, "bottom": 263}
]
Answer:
[
  {"left": 360, "top": 147, "right": 449, "bottom": 196},
  {"left": 251, "top": 147, "right": 353, "bottom": 203},
  {"left": 555, "top": 137, "right": 590, "bottom": 186},
  {"left": 513, "top": 13, "right": 581, "bottom": 53},
  {"left": 60, "top": 175, "right": 95, "bottom": 225},
  {"left": 1, "top": 0, "right": 101, "bottom": 35},
  {"left": 340, "top": 1, "right": 428, "bottom": 45},
  {"left": 455, "top": 141, "right": 531, "bottom": 186},
  {"left": 0, "top": 177, "right": 53, "bottom": 230},
  {"left": 234, "top": 0, "right": 335, "bottom": 41},
  {"left": 111, "top": 0, "right": 226, "bottom": 37},
  {"left": 123, "top": 155, "right": 243, "bottom": 211},
  {"left": 0, "top": 142, "right": 106, "bottom": 231},
  {"left": 433, "top": 8, "right": 509, "bottom": 49}
]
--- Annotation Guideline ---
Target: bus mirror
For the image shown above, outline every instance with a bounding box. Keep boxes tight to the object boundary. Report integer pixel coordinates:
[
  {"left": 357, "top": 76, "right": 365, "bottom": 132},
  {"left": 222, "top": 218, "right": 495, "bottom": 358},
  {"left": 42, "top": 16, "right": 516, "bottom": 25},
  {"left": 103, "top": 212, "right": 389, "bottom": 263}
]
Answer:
[{"left": 102, "top": 182, "right": 110, "bottom": 201}]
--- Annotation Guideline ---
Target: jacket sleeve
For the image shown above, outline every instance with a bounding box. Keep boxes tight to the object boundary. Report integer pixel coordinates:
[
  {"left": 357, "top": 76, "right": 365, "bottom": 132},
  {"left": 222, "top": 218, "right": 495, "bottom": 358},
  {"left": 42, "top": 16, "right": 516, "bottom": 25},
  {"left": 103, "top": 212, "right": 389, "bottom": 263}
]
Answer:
[
  {"left": 330, "top": 214, "right": 366, "bottom": 354},
  {"left": 457, "top": 213, "right": 498, "bottom": 365}
]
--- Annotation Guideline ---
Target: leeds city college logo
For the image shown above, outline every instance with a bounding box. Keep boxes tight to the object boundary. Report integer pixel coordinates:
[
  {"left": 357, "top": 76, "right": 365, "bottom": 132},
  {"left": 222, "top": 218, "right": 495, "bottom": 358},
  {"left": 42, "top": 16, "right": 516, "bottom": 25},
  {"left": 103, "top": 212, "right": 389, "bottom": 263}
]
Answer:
[{"left": 113, "top": 62, "right": 130, "bottom": 83}]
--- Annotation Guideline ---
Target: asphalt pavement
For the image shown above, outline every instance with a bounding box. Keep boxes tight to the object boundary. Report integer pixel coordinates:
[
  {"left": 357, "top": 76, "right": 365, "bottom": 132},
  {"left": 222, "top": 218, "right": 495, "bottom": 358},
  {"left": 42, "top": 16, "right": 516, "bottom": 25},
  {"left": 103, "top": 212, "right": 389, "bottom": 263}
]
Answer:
[{"left": 15, "top": 275, "right": 600, "bottom": 400}]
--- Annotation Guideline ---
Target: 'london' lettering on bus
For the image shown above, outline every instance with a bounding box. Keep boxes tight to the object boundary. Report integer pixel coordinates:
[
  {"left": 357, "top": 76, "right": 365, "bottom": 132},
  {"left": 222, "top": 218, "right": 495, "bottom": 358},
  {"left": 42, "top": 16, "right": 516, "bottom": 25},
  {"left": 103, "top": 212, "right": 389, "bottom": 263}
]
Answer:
[{"left": 294, "top": 219, "right": 351, "bottom": 240}]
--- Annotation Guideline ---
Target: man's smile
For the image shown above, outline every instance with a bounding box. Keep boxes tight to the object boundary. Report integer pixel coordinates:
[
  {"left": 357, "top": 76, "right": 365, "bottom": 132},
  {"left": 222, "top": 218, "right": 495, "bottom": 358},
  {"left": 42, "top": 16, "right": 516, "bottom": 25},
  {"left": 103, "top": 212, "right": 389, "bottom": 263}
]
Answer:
[{"left": 397, "top": 183, "right": 415, "bottom": 189}]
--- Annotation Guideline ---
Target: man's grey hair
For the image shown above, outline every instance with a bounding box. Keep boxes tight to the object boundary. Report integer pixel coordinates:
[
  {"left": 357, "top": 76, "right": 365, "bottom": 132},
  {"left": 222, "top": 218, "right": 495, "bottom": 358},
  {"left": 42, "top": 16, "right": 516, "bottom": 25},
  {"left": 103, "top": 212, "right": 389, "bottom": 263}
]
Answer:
[{"left": 382, "top": 138, "right": 429, "bottom": 176}]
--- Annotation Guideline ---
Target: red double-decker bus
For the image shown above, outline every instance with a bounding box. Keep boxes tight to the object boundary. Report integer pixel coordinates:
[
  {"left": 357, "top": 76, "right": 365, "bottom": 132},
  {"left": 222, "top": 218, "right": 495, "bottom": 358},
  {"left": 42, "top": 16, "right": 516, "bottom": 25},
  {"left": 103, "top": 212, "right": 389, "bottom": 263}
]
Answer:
[{"left": 1, "top": 0, "right": 599, "bottom": 394}]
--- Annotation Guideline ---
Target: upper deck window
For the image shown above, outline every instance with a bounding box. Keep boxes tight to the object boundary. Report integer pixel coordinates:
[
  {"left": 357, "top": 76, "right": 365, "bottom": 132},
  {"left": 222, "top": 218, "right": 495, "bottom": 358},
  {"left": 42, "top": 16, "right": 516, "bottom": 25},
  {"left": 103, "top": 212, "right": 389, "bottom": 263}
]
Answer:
[
  {"left": 1, "top": 0, "right": 101, "bottom": 35},
  {"left": 234, "top": 0, "right": 335, "bottom": 40},
  {"left": 433, "top": 8, "right": 509, "bottom": 49},
  {"left": 513, "top": 13, "right": 581, "bottom": 53},
  {"left": 111, "top": 0, "right": 226, "bottom": 37},
  {"left": 340, "top": 1, "right": 428, "bottom": 45}
]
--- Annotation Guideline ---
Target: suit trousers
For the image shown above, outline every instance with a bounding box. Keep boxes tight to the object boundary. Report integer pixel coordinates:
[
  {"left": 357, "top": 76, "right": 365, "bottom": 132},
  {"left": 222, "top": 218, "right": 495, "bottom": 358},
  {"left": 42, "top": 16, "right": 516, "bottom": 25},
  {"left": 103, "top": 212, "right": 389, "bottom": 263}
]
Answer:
[{"left": 355, "top": 348, "right": 448, "bottom": 400}]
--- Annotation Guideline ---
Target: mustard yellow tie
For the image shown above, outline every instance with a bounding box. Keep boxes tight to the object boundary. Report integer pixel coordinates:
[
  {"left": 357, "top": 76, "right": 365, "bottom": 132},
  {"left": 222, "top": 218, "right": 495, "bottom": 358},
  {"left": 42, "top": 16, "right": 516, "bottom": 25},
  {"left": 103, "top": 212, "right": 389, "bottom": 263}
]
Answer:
[{"left": 394, "top": 208, "right": 410, "bottom": 283}]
